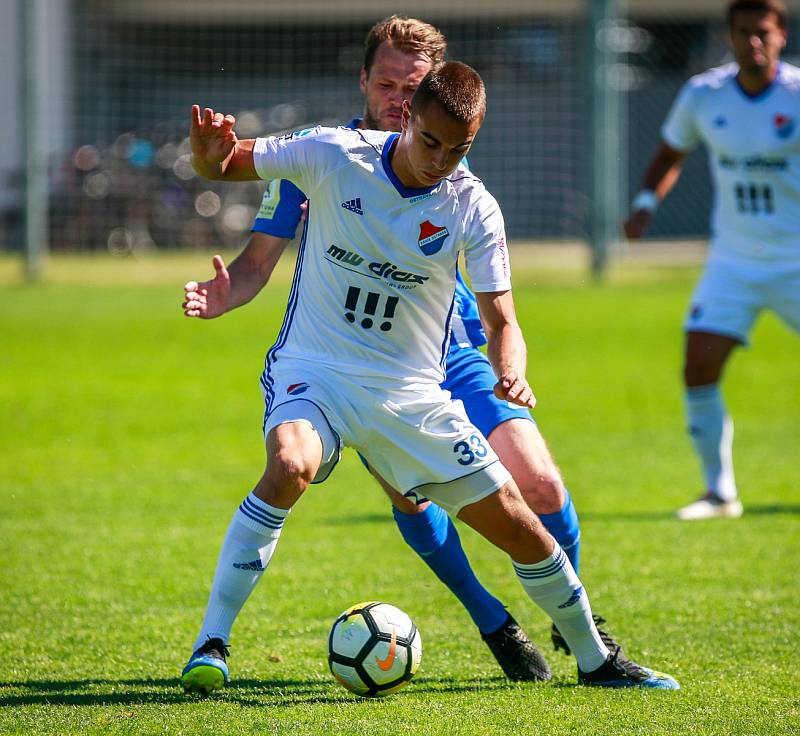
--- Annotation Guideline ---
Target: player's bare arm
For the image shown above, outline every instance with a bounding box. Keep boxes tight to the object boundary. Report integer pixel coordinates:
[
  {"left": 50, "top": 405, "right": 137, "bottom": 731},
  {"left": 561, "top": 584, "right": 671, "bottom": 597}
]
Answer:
[
  {"left": 476, "top": 290, "right": 535, "bottom": 409},
  {"left": 624, "top": 142, "right": 687, "bottom": 239},
  {"left": 190, "top": 104, "right": 258, "bottom": 181},
  {"left": 183, "top": 233, "right": 291, "bottom": 318}
]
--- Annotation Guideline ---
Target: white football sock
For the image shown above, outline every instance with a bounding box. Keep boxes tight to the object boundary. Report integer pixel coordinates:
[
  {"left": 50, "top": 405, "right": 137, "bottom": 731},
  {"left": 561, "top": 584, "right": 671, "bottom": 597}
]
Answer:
[
  {"left": 192, "top": 493, "right": 289, "bottom": 652},
  {"left": 513, "top": 545, "right": 609, "bottom": 673},
  {"left": 685, "top": 384, "right": 737, "bottom": 500}
]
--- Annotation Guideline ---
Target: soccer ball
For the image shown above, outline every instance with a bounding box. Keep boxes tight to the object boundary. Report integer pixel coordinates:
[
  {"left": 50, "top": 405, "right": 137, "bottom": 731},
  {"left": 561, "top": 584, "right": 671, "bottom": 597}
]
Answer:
[{"left": 328, "top": 601, "right": 422, "bottom": 697}]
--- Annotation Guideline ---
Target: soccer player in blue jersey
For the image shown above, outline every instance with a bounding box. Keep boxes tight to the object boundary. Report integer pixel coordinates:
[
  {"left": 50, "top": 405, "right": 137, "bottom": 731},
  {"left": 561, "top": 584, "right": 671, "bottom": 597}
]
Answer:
[
  {"left": 182, "top": 16, "right": 636, "bottom": 686},
  {"left": 182, "top": 60, "right": 679, "bottom": 695},
  {"left": 625, "top": 0, "right": 799, "bottom": 520}
]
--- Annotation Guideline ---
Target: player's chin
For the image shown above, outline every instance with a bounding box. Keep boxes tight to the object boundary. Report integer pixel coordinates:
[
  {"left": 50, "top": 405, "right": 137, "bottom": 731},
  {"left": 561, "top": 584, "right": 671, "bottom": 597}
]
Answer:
[{"left": 381, "top": 113, "right": 403, "bottom": 131}]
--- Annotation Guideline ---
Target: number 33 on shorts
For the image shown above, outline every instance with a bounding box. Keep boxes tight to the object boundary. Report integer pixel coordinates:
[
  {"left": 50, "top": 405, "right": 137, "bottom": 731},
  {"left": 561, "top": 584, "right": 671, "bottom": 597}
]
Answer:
[{"left": 453, "top": 434, "right": 489, "bottom": 465}]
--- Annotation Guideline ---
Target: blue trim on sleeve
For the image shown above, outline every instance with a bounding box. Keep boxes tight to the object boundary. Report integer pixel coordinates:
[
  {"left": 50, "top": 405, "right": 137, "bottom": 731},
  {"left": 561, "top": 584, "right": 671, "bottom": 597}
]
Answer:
[
  {"left": 250, "top": 118, "right": 363, "bottom": 238},
  {"left": 251, "top": 179, "right": 306, "bottom": 238}
]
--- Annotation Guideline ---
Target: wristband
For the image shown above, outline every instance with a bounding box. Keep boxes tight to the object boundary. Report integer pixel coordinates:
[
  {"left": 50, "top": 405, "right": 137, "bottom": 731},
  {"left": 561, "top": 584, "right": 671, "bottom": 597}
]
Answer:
[{"left": 631, "top": 189, "right": 659, "bottom": 214}]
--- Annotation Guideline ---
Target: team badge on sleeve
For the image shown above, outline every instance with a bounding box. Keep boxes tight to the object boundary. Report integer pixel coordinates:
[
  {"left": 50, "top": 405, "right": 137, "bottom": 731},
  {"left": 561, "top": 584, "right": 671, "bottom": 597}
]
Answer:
[{"left": 418, "top": 221, "right": 449, "bottom": 256}]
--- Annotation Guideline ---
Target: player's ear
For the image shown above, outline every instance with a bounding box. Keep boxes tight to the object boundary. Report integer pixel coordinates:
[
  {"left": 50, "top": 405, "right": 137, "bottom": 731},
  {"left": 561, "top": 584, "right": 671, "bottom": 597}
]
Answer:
[
  {"left": 401, "top": 101, "right": 411, "bottom": 132},
  {"left": 359, "top": 67, "right": 368, "bottom": 95}
]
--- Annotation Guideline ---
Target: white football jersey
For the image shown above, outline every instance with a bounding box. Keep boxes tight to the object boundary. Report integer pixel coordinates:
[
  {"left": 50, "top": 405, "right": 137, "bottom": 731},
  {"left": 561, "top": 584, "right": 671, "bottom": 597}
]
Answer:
[
  {"left": 252, "top": 126, "right": 511, "bottom": 389},
  {"left": 662, "top": 61, "right": 800, "bottom": 260}
]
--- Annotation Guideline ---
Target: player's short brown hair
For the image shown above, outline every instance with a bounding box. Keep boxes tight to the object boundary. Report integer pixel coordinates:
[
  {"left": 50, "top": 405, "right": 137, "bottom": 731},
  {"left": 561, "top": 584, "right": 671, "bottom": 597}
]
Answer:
[
  {"left": 363, "top": 15, "right": 447, "bottom": 74},
  {"left": 410, "top": 62, "right": 486, "bottom": 124},
  {"left": 727, "top": 0, "right": 788, "bottom": 28}
]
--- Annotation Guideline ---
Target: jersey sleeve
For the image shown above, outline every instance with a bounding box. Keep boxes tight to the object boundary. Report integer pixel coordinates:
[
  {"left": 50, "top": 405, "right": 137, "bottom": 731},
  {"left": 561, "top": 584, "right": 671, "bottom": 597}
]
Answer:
[
  {"left": 661, "top": 79, "right": 702, "bottom": 152},
  {"left": 251, "top": 179, "right": 307, "bottom": 238},
  {"left": 252, "top": 126, "right": 339, "bottom": 196},
  {"left": 462, "top": 191, "right": 512, "bottom": 293}
]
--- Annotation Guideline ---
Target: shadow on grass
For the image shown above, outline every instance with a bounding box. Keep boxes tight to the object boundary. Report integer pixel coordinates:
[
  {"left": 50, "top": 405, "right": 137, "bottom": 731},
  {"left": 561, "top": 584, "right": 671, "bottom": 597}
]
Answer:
[
  {"left": 581, "top": 502, "right": 800, "bottom": 522},
  {"left": 0, "top": 675, "right": 534, "bottom": 708}
]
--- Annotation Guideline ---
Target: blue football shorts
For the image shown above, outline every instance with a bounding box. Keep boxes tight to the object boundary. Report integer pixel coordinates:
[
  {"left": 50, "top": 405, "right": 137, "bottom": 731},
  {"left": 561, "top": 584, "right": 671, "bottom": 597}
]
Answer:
[{"left": 442, "top": 345, "right": 534, "bottom": 439}]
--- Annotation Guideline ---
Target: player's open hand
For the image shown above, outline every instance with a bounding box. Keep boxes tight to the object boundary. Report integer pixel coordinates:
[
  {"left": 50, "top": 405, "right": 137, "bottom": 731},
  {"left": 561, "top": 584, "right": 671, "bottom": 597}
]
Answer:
[
  {"left": 190, "top": 105, "right": 238, "bottom": 164},
  {"left": 183, "top": 255, "right": 231, "bottom": 319},
  {"left": 494, "top": 372, "right": 536, "bottom": 408},
  {"left": 623, "top": 208, "right": 653, "bottom": 240}
]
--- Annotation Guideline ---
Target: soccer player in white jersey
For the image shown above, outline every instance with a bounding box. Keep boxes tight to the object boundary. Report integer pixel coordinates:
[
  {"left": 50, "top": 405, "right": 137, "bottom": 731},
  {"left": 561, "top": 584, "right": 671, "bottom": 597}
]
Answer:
[
  {"left": 625, "top": 0, "right": 799, "bottom": 521},
  {"left": 180, "top": 61, "right": 679, "bottom": 694},
  {"left": 183, "top": 16, "right": 633, "bottom": 684}
]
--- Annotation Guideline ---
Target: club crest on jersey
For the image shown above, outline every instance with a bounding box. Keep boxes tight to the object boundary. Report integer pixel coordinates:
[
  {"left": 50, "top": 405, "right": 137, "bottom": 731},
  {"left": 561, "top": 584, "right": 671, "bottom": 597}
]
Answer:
[
  {"left": 286, "top": 382, "right": 310, "bottom": 395},
  {"left": 418, "top": 220, "right": 449, "bottom": 255},
  {"left": 774, "top": 114, "right": 795, "bottom": 139}
]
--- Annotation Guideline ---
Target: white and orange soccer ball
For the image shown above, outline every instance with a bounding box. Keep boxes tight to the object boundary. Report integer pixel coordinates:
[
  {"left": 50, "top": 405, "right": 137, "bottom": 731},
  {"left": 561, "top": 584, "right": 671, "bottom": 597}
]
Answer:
[{"left": 328, "top": 601, "right": 422, "bottom": 697}]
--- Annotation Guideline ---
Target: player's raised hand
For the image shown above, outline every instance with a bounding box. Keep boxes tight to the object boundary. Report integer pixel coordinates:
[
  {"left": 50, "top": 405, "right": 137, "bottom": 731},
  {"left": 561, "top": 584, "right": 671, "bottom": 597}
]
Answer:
[
  {"left": 623, "top": 208, "right": 653, "bottom": 240},
  {"left": 183, "top": 255, "right": 231, "bottom": 319},
  {"left": 190, "top": 105, "right": 238, "bottom": 165},
  {"left": 494, "top": 371, "right": 536, "bottom": 409}
]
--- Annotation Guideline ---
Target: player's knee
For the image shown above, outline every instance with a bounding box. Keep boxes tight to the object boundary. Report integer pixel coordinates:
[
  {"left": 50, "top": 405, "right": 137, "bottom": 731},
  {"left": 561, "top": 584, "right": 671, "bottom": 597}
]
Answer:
[
  {"left": 517, "top": 470, "right": 564, "bottom": 515},
  {"left": 496, "top": 486, "right": 552, "bottom": 559},
  {"left": 268, "top": 446, "right": 317, "bottom": 489},
  {"left": 683, "top": 358, "right": 721, "bottom": 387}
]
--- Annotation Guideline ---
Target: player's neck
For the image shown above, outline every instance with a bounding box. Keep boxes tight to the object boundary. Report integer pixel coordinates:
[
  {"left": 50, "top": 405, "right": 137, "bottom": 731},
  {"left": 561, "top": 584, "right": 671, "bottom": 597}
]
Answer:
[
  {"left": 387, "top": 136, "right": 421, "bottom": 190},
  {"left": 737, "top": 61, "right": 780, "bottom": 95}
]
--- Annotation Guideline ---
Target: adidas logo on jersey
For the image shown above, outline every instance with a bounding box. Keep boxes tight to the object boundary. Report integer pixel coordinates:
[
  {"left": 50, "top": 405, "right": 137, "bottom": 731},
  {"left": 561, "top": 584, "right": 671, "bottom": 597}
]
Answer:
[{"left": 341, "top": 198, "right": 364, "bottom": 215}]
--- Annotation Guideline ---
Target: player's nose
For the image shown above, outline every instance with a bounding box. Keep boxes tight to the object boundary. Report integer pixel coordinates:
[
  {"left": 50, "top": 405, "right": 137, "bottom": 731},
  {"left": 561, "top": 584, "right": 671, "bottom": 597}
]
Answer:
[{"left": 431, "top": 151, "right": 448, "bottom": 170}]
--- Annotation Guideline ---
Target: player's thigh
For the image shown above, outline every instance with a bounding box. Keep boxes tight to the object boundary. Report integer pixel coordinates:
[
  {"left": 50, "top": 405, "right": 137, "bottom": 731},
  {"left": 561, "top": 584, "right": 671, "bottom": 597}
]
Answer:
[
  {"left": 457, "top": 480, "right": 553, "bottom": 564},
  {"left": 443, "top": 345, "right": 533, "bottom": 438},
  {"left": 487, "top": 418, "right": 564, "bottom": 514},
  {"left": 261, "top": 361, "right": 350, "bottom": 506},
  {"left": 369, "top": 463, "right": 430, "bottom": 514}
]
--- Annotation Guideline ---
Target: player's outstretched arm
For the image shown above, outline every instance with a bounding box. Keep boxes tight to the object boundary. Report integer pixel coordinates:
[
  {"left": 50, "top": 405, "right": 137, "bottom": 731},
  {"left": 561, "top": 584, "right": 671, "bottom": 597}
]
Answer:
[
  {"left": 190, "top": 104, "right": 258, "bottom": 181},
  {"left": 476, "top": 290, "right": 535, "bottom": 409},
  {"left": 624, "top": 141, "right": 687, "bottom": 239},
  {"left": 183, "top": 233, "right": 292, "bottom": 319}
]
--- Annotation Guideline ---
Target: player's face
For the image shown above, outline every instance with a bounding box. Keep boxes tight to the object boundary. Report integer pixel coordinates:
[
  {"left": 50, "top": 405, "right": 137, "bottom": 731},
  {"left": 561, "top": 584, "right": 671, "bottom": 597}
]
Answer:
[
  {"left": 360, "top": 43, "right": 433, "bottom": 132},
  {"left": 729, "top": 10, "right": 787, "bottom": 76},
  {"left": 395, "top": 100, "right": 482, "bottom": 188}
]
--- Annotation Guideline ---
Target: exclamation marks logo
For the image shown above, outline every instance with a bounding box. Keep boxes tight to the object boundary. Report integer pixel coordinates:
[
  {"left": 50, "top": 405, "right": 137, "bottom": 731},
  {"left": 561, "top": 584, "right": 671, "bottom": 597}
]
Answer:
[
  {"left": 344, "top": 287, "right": 398, "bottom": 331},
  {"left": 344, "top": 286, "right": 360, "bottom": 324},
  {"left": 362, "top": 292, "right": 379, "bottom": 328},
  {"left": 381, "top": 296, "right": 398, "bottom": 332}
]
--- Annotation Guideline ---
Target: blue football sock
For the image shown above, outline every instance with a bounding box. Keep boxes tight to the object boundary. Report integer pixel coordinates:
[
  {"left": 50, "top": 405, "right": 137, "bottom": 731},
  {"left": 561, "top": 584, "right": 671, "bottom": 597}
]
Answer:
[
  {"left": 393, "top": 504, "right": 507, "bottom": 634},
  {"left": 538, "top": 490, "right": 581, "bottom": 574}
]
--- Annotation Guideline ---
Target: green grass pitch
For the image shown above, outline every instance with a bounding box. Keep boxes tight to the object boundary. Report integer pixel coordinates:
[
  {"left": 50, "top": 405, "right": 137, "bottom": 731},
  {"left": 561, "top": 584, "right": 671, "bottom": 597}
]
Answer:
[{"left": 1, "top": 251, "right": 798, "bottom": 735}]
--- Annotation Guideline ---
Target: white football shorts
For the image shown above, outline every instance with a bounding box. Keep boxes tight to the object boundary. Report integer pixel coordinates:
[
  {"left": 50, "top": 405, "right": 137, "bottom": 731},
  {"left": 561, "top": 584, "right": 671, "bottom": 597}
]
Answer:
[
  {"left": 261, "top": 359, "right": 511, "bottom": 514},
  {"left": 684, "top": 252, "right": 800, "bottom": 344}
]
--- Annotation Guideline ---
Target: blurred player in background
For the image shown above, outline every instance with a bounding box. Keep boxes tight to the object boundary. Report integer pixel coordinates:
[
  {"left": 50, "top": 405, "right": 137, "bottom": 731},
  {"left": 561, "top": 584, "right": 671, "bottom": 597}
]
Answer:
[
  {"left": 182, "top": 60, "right": 679, "bottom": 695},
  {"left": 624, "top": 0, "right": 799, "bottom": 520},
  {"left": 183, "top": 16, "right": 628, "bottom": 684}
]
